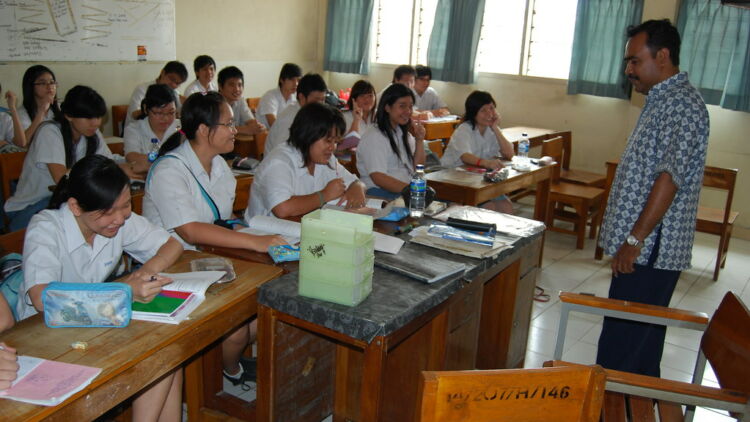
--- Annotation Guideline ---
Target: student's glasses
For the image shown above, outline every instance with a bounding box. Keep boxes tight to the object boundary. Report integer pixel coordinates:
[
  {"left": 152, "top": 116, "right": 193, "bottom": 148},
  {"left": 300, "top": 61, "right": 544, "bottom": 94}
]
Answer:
[
  {"left": 215, "top": 121, "right": 235, "bottom": 128},
  {"left": 33, "top": 80, "right": 58, "bottom": 87},
  {"left": 149, "top": 109, "right": 176, "bottom": 118}
]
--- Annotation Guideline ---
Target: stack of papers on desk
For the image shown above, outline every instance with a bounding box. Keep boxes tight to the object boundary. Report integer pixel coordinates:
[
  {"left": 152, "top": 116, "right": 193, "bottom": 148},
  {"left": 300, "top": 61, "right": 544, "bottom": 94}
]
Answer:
[
  {"left": 433, "top": 205, "right": 545, "bottom": 238},
  {"left": 409, "top": 226, "right": 512, "bottom": 259},
  {"left": 131, "top": 271, "right": 226, "bottom": 324},
  {"left": 0, "top": 356, "right": 101, "bottom": 406}
]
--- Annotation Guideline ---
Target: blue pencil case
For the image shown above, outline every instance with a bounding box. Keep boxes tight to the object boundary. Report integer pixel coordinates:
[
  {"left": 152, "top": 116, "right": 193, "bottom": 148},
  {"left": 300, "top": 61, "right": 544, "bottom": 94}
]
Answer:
[
  {"left": 42, "top": 282, "right": 132, "bottom": 328},
  {"left": 268, "top": 245, "right": 300, "bottom": 263}
]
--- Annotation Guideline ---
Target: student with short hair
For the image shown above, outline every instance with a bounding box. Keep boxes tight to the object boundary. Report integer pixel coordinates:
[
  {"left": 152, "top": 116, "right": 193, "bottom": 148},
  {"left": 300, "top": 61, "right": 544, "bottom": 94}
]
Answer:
[
  {"left": 247, "top": 102, "right": 365, "bottom": 220},
  {"left": 414, "top": 65, "right": 449, "bottom": 117},
  {"left": 0, "top": 84, "right": 26, "bottom": 150},
  {"left": 19, "top": 65, "right": 61, "bottom": 142},
  {"left": 217, "top": 66, "right": 265, "bottom": 136},
  {"left": 440, "top": 90, "right": 514, "bottom": 213},
  {"left": 183, "top": 55, "right": 217, "bottom": 96},
  {"left": 257, "top": 63, "right": 302, "bottom": 128},
  {"left": 356, "top": 84, "right": 425, "bottom": 199},
  {"left": 378, "top": 65, "right": 416, "bottom": 99},
  {"left": 264, "top": 73, "right": 328, "bottom": 154},
  {"left": 20, "top": 154, "right": 184, "bottom": 421},
  {"left": 123, "top": 84, "right": 180, "bottom": 176},
  {"left": 125, "top": 61, "right": 188, "bottom": 127},
  {"left": 339, "top": 80, "right": 377, "bottom": 150}
]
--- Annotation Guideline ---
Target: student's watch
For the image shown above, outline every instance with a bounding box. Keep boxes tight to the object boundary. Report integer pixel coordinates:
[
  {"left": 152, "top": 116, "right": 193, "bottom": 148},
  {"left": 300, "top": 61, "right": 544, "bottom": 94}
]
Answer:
[{"left": 626, "top": 234, "right": 642, "bottom": 248}]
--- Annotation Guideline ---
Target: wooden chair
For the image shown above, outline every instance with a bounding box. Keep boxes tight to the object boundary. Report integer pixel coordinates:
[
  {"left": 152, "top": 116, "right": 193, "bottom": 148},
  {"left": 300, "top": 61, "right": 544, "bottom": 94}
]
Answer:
[
  {"left": 246, "top": 97, "right": 261, "bottom": 114},
  {"left": 551, "top": 291, "right": 750, "bottom": 422},
  {"left": 0, "top": 228, "right": 25, "bottom": 254},
  {"left": 233, "top": 175, "right": 252, "bottom": 215},
  {"left": 696, "top": 166, "right": 739, "bottom": 281},
  {"left": 542, "top": 137, "right": 606, "bottom": 249},
  {"left": 0, "top": 151, "right": 27, "bottom": 231},
  {"left": 108, "top": 141, "right": 124, "bottom": 156},
  {"left": 557, "top": 132, "right": 606, "bottom": 188},
  {"left": 111, "top": 105, "right": 128, "bottom": 137},
  {"left": 416, "top": 365, "right": 606, "bottom": 422}
]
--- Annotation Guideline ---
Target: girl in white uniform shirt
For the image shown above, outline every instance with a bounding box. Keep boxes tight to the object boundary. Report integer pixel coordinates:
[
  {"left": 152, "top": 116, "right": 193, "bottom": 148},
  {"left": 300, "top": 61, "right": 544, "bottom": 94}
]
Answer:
[
  {"left": 183, "top": 55, "right": 217, "bottom": 96},
  {"left": 143, "top": 92, "right": 285, "bottom": 388},
  {"left": 20, "top": 155, "right": 184, "bottom": 421},
  {"left": 4, "top": 85, "right": 128, "bottom": 231},
  {"left": 339, "top": 80, "right": 377, "bottom": 151},
  {"left": 19, "top": 65, "right": 60, "bottom": 142},
  {"left": 440, "top": 90, "right": 515, "bottom": 213},
  {"left": 247, "top": 102, "right": 366, "bottom": 220},
  {"left": 123, "top": 84, "right": 180, "bottom": 176},
  {"left": 356, "top": 83, "right": 425, "bottom": 200}
]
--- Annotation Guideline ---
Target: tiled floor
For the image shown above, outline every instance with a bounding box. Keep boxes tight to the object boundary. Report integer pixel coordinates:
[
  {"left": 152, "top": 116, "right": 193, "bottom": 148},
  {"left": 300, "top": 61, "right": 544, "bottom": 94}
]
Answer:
[{"left": 217, "top": 203, "right": 750, "bottom": 422}]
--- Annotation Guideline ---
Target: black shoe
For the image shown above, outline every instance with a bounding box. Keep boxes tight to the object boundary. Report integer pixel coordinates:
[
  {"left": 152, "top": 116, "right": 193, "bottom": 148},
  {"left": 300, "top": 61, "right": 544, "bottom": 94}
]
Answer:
[
  {"left": 223, "top": 362, "right": 254, "bottom": 391},
  {"left": 239, "top": 356, "right": 257, "bottom": 382}
]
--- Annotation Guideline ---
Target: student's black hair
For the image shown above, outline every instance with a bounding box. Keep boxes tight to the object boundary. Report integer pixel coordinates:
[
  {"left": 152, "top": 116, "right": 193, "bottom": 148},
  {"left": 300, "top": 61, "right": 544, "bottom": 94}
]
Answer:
[
  {"left": 463, "top": 91, "right": 495, "bottom": 130},
  {"left": 218, "top": 66, "right": 244, "bottom": 87},
  {"left": 55, "top": 85, "right": 106, "bottom": 169},
  {"left": 415, "top": 65, "right": 432, "bottom": 79},
  {"left": 138, "top": 84, "right": 177, "bottom": 120},
  {"left": 288, "top": 102, "right": 345, "bottom": 167},
  {"left": 627, "top": 19, "right": 681, "bottom": 66},
  {"left": 392, "top": 65, "right": 416, "bottom": 83},
  {"left": 346, "top": 80, "right": 377, "bottom": 124},
  {"left": 22, "top": 65, "right": 62, "bottom": 122},
  {"left": 162, "top": 61, "right": 188, "bottom": 82},
  {"left": 297, "top": 73, "right": 328, "bottom": 101},
  {"left": 159, "top": 92, "right": 225, "bottom": 156},
  {"left": 49, "top": 154, "right": 129, "bottom": 211},
  {"left": 193, "top": 55, "right": 216, "bottom": 74},
  {"left": 278, "top": 63, "right": 302, "bottom": 87},
  {"left": 375, "top": 84, "right": 415, "bottom": 164}
]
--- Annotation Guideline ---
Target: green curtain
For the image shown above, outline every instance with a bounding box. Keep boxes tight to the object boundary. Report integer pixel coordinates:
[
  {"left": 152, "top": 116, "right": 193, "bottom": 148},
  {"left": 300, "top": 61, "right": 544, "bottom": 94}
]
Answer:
[
  {"left": 567, "top": 0, "right": 644, "bottom": 99},
  {"left": 678, "top": 0, "right": 750, "bottom": 112},
  {"left": 426, "top": 0, "right": 485, "bottom": 84},
  {"left": 324, "top": 0, "right": 374, "bottom": 75}
]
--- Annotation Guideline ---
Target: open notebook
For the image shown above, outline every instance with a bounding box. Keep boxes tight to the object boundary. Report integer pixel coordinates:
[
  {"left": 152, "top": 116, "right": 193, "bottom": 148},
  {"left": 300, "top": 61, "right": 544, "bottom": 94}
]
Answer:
[
  {"left": 131, "top": 271, "right": 226, "bottom": 324},
  {"left": 0, "top": 356, "right": 101, "bottom": 406}
]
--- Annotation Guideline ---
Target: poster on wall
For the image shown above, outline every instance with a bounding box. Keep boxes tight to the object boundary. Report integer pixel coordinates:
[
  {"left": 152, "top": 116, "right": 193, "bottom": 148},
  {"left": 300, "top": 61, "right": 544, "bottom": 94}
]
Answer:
[{"left": 0, "top": 0, "right": 176, "bottom": 61}]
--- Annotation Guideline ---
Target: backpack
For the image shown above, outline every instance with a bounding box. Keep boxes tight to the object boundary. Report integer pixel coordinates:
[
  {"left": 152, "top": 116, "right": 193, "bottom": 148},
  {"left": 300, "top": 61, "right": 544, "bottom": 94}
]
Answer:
[{"left": 0, "top": 252, "right": 23, "bottom": 321}]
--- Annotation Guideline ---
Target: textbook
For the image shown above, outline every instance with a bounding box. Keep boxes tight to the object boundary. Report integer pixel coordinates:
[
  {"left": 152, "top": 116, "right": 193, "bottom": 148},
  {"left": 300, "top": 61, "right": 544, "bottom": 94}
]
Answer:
[
  {"left": 0, "top": 355, "right": 101, "bottom": 406},
  {"left": 131, "top": 271, "right": 226, "bottom": 324}
]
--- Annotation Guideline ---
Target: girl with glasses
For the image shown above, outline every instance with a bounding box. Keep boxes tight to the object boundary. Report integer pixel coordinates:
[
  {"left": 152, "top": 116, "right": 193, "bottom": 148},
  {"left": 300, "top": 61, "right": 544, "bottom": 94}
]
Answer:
[{"left": 20, "top": 65, "right": 61, "bottom": 143}]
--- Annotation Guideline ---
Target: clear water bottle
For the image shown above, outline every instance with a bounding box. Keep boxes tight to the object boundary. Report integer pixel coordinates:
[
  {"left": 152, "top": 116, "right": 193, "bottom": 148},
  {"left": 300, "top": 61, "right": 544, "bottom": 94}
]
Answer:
[
  {"left": 147, "top": 138, "right": 159, "bottom": 162},
  {"left": 409, "top": 164, "right": 426, "bottom": 218},
  {"left": 518, "top": 132, "right": 530, "bottom": 164}
]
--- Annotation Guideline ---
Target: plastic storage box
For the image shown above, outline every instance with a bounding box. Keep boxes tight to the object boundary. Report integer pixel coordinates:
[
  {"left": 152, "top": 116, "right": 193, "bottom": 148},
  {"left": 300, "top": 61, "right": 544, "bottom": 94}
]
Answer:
[{"left": 298, "top": 209, "right": 375, "bottom": 306}]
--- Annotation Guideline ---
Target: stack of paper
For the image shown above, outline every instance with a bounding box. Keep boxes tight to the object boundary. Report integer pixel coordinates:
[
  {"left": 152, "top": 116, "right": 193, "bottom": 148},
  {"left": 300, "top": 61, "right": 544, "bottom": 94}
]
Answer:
[
  {"left": 409, "top": 225, "right": 512, "bottom": 259},
  {"left": 131, "top": 271, "right": 226, "bottom": 324},
  {"left": 0, "top": 356, "right": 101, "bottom": 406}
]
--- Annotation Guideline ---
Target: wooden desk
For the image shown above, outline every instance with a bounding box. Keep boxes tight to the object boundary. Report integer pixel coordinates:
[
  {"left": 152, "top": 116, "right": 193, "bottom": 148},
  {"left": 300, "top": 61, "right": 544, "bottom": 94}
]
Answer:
[
  {"left": 423, "top": 118, "right": 461, "bottom": 141},
  {"left": 235, "top": 133, "right": 267, "bottom": 159},
  {"left": 501, "top": 126, "right": 572, "bottom": 170},
  {"left": 0, "top": 251, "right": 282, "bottom": 422},
  {"left": 425, "top": 164, "right": 553, "bottom": 222}
]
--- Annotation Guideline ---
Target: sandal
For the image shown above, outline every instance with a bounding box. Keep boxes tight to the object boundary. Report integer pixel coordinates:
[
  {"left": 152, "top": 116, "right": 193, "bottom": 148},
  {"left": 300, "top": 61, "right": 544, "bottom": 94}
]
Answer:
[{"left": 534, "top": 286, "right": 551, "bottom": 303}]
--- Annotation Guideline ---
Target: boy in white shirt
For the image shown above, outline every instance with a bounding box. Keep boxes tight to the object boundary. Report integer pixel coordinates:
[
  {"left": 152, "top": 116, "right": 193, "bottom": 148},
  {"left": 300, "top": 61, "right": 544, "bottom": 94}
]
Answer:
[
  {"left": 414, "top": 65, "right": 450, "bottom": 117},
  {"left": 217, "top": 66, "right": 265, "bottom": 136},
  {"left": 125, "top": 61, "right": 188, "bottom": 127},
  {"left": 183, "top": 55, "right": 217, "bottom": 96},
  {"left": 257, "top": 63, "right": 302, "bottom": 128}
]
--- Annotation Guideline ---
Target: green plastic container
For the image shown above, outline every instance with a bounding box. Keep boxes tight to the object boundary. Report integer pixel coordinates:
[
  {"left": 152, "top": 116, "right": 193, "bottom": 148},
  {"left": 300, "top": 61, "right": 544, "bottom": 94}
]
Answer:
[{"left": 298, "top": 269, "right": 373, "bottom": 307}]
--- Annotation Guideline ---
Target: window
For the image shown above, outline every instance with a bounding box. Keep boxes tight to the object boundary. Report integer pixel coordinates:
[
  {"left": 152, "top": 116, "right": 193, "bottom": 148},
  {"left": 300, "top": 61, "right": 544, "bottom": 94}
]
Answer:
[{"left": 371, "top": 0, "right": 438, "bottom": 65}]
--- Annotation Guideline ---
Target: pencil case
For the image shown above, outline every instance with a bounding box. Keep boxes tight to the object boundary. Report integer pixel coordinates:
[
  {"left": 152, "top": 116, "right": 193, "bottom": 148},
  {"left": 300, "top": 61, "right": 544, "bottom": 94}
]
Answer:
[{"left": 42, "top": 282, "right": 132, "bottom": 328}]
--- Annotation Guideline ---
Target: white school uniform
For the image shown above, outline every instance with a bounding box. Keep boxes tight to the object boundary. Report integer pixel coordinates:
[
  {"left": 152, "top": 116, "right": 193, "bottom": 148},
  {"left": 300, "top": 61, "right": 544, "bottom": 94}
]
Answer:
[
  {"left": 0, "top": 112, "right": 14, "bottom": 142},
  {"left": 356, "top": 125, "right": 416, "bottom": 190},
  {"left": 264, "top": 103, "right": 300, "bottom": 154},
  {"left": 18, "top": 107, "right": 54, "bottom": 130},
  {"left": 440, "top": 122, "right": 501, "bottom": 168},
  {"left": 415, "top": 87, "right": 447, "bottom": 111},
  {"left": 246, "top": 143, "right": 358, "bottom": 220},
  {"left": 123, "top": 118, "right": 181, "bottom": 156},
  {"left": 4, "top": 124, "right": 112, "bottom": 213},
  {"left": 18, "top": 203, "right": 171, "bottom": 320},
  {"left": 143, "top": 140, "right": 235, "bottom": 249},
  {"left": 183, "top": 79, "right": 217, "bottom": 97},
  {"left": 125, "top": 80, "right": 182, "bottom": 128},
  {"left": 257, "top": 87, "right": 297, "bottom": 128},
  {"left": 229, "top": 99, "right": 255, "bottom": 126},
  {"left": 342, "top": 110, "right": 376, "bottom": 140}
]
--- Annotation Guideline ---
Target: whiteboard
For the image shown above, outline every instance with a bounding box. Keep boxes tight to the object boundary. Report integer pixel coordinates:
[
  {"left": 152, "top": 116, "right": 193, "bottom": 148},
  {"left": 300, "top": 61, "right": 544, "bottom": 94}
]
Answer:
[{"left": 0, "top": 0, "right": 176, "bottom": 61}]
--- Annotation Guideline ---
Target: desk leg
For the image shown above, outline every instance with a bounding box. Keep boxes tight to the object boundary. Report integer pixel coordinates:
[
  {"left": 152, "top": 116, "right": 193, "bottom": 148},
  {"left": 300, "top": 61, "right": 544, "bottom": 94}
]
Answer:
[
  {"left": 257, "top": 304, "right": 278, "bottom": 422},
  {"left": 534, "top": 175, "right": 551, "bottom": 223},
  {"left": 184, "top": 355, "right": 204, "bottom": 422},
  {"left": 360, "top": 336, "right": 387, "bottom": 422}
]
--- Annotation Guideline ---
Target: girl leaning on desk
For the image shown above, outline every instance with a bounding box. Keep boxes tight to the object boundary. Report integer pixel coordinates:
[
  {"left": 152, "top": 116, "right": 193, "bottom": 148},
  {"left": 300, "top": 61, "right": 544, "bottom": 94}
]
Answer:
[
  {"left": 440, "top": 90, "right": 515, "bottom": 214},
  {"left": 142, "top": 91, "right": 286, "bottom": 389},
  {"left": 18, "top": 155, "right": 184, "bottom": 421}
]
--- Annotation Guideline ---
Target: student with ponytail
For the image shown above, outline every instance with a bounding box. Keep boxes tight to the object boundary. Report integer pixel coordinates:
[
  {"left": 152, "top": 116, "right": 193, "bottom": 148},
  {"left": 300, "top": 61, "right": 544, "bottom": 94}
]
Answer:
[
  {"left": 19, "top": 154, "right": 184, "bottom": 421},
  {"left": 143, "top": 91, "right": 285, "bottom": 388}
]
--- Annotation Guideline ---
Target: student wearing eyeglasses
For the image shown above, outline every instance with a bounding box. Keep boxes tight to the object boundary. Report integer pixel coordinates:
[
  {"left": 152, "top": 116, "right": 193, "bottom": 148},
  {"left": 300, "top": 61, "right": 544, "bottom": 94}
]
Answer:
[
  {"left": 125, "top": 61, "right": 188, "bottom": 128},
  {"left": 18, "top": 65, "right": 61, "bottom": 143}
]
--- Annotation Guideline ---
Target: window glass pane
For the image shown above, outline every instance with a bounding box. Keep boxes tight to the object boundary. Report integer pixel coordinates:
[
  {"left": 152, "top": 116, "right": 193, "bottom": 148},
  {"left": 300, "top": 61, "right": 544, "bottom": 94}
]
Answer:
[
  {"left": 372, "top": 0, "right": 413, "bottom": 65},
  {"left": 526, "top": 0, "right": 578, "bottom": 78},
  {"left": 414, "top": 0, "right": 439, "bottom": 65},
  {"left": 476, "top": 0, "right": 527, "bottom": 75}
]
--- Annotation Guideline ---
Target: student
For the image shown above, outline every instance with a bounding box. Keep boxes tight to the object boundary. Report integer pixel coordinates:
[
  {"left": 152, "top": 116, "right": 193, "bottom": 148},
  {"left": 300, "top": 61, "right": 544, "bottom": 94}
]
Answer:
[
  {"left": 125, "top": 61, "right": 188, "bottom": 127},
  {"left": 414, "top": 65, "right": 449, "bottom": 117},
  {"left": 19, "top": 154, "right": 184, "bottom": 421},
  {"left": 379, "top": 65, "right": 416, "bottom": 99},
  {"left": 123, "top": 84, "right": 180, "bottom": 176},
  {"left": 247, "top": 103, "right": 366, "bottom": 220},
  {"left": 183, "top": 55, "right": 217, "bottom": 96},
  {"left": 264, "top": 73, "right": 327, "bottom": 154},
  {"left": 257, "top": 63, "right": 302, "bottom": 128},
  {"left": 19, "top": 65, "right": 60, "bottom": 142},
  {"left": 339, "top": 80, "right": 377, "bottom": 150},
  {"left": 0, "top": 293, "right": 15, "bottom": 391},
  {"left": 0, "top": 85, "right": 26, "bottom": 151},
  {"left": 356, "top": 84, "right": 425, "bottom": 199},
  {"left": 143, "top": 92, "right": 285, "bottom": 388},
  {"left": 4, "top": 86, "right": 128, "bottom": 232},
  {"left": 440, "top": 91, "right": 514, "bottom": 213},
  {"left": 217, "top": 66, "right": 265, "bottom": 136}
]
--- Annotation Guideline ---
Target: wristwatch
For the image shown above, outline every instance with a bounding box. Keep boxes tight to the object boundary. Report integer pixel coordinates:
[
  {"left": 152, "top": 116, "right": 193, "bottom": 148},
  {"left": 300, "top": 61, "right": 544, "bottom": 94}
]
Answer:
[{"left": 626, "top": 234, "right": 642, "bottom": 248}]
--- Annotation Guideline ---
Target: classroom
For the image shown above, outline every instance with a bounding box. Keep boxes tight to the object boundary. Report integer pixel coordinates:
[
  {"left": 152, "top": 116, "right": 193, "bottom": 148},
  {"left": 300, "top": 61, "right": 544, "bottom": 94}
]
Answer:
[{"left": 0, "top": 0, "right": 749, "bottom": 421}]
